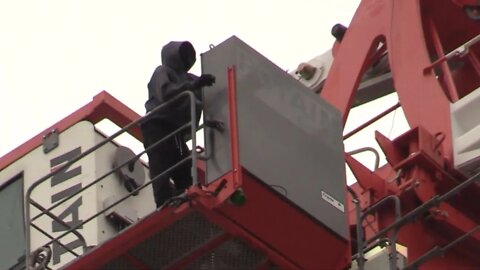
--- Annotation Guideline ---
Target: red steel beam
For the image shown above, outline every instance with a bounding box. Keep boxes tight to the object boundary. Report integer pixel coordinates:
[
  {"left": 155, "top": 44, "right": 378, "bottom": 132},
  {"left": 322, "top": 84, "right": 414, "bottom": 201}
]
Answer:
[{"left": 426, "top": 17, "right": 459, "bottom": 102}]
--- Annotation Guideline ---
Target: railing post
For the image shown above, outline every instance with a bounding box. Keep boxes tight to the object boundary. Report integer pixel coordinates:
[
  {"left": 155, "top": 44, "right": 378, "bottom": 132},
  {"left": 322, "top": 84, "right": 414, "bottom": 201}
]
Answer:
[{"left": 227, "top": 66, "right": 242, "bottom": 188}]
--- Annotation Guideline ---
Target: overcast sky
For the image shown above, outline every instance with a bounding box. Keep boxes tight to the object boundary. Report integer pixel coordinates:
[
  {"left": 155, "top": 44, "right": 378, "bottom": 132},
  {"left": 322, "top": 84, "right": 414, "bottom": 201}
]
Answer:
[{"left": 0, "top": 0, "right": 364, "bottom": 157}]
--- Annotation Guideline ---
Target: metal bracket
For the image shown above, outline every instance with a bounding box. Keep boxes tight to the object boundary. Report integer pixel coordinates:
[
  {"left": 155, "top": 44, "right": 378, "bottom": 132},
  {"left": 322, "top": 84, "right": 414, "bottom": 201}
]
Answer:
[
  {"left": 27, "top": 246, "right": 52, "bottom": 270},
  {"left": 112, "top": 146, "right": 146, "bottom": 196},
  {"left": 42, "top": 129, "right": 59, "bottom": 154}
]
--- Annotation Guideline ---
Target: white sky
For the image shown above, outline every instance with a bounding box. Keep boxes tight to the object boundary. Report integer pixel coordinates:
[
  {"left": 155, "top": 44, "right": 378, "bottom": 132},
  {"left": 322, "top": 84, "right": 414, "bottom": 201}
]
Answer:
[{"left": 0, "top": 0, "right": 363, "bottom": 157}]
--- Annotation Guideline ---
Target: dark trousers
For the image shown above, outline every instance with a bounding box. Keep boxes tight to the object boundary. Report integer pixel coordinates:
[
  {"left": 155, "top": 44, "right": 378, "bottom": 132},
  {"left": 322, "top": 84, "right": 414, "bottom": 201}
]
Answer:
[{"left": 141, "top": 121, "right": 192, "bottom": 207}]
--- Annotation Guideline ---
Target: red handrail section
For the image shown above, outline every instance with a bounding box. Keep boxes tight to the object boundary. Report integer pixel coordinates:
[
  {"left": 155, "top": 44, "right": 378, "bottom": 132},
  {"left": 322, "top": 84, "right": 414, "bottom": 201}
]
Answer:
[
  {"left": 187, "top": 66, "right": 243, "bottom": 208},
  {"left": 227, "top": 66, "right": 243, "bottom": 188}
]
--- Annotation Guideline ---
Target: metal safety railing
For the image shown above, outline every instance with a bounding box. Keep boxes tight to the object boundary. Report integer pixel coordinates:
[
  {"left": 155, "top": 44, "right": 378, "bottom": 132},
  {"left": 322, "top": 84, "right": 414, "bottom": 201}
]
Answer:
[
  {"left": 343, "top": 102, "right": 400, "bottom": 141},
  {"left": 351, "top": 170, "right": 480, "bottom": 270},
  {"left": 423, "top": 33, "right": 480, "bottom": 74},
  {"left": 24, "top": 91, "right": 199, "bottom": 268},
  {"left": 343, "top": 97, "right": 480, "bottom": 268},
  {"left": 344, "top": 100, "right": 401, "bottom": 269},
  {"left": 347, "top": 147, "right": 381, "bottom": 171},
  {"left": 353, "top": 195, "right": 401, "bottom": 270}
]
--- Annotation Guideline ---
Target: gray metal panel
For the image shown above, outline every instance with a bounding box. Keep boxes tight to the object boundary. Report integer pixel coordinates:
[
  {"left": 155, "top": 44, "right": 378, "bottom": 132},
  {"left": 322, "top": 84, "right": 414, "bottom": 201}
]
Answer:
[
  {"left": 201, "top": 41, "right": 235, "bottom": 182},
  {"left": 0, "top": 175, "right": 25, "bottom": 270},
  {"left": 201, "top": 36, "right": 348, "bottom": 239}
]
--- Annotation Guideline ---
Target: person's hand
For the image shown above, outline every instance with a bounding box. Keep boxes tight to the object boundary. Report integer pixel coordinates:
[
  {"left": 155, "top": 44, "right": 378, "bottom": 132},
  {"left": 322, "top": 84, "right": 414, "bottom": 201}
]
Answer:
[{"left": 194, "top": 74, "right": 216, "bottom": 88}]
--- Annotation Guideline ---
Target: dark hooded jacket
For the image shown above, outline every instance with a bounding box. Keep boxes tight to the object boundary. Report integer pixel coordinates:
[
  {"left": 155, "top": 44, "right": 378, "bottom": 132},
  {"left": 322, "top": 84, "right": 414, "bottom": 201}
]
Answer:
[{"left": 144, "top": 41, "right": 202, "bottom": 128}]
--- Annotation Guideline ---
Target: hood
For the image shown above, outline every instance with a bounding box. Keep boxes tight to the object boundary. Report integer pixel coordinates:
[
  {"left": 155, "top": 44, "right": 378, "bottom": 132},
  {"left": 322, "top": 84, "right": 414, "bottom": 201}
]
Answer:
[{"left": 161, "top": 41, "right": 196, "bottom": 72}]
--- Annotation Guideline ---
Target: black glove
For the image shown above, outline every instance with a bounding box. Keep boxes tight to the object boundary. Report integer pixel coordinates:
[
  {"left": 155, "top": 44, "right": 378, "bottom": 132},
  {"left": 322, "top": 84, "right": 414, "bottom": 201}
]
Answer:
[{"left": 193, "top": 74, "right": 216, "bottom": 88}]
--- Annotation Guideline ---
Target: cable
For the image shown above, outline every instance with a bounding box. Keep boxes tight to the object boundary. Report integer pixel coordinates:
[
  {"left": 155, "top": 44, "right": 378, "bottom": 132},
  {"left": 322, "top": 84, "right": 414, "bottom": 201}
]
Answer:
[
  {"left": 387, "top": 106, "right": 398, "bottom": 139},
  {"left": 270, "top": 185, "right": 288, "bottom": 197},
  {"left": 156, "top": 192, "right": 191, "bottom": 212}
]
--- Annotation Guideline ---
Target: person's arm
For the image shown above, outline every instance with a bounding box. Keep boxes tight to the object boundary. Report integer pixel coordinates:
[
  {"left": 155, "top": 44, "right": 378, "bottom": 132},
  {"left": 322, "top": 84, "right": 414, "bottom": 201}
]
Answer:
[
  {"left": 152, "top": 68, "right": 215, "bottom": 102},
  {"left": 152, "top": 68, "right": 194, "bottom": 102}
]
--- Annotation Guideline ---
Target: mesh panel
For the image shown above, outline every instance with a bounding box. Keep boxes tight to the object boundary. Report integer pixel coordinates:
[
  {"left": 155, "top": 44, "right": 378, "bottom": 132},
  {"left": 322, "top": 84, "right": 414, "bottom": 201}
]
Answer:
[
  {"left": 99, "top": 257, "right": 135, "bottom": 270},
  {"left": 127, "top": 211, "right": 223, "bottom": 269},
  {"left": 185, "top": 238, "right": 266, "bottom": 270}
]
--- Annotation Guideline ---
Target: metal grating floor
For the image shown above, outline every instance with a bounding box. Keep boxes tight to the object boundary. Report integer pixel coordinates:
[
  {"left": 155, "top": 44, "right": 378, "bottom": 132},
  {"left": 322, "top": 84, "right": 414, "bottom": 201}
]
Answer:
[
  {"left": 185, "top": 237, "right": 266, "bottom": 270},
  {"left": 100, "top": 211, "right": 224, "bottom": 269},
  {"left": 99, "top": 257, "right": 136, "bottom": 270}
]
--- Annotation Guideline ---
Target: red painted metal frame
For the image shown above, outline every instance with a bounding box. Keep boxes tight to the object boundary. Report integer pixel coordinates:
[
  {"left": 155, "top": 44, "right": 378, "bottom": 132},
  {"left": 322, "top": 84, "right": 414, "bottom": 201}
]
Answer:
[
  {"left": 190, "top": 65, "right": 350, "bottom": 269},
  {"left": 322, "top": 0, "right": 480, "bottom": 268},
  {"left": 164, "top": 233, "right": 231, "bottom": 270},
  {"left": 452, "top": 0, "right": 480, "bottom": 7},
  {"left": 424, "top": 18, "right": 459, "bottom": 102},
  {"left": 63, "top": 204, "right": 192, "bottom": 270},
  {"left": 225, "top": 65, "right": 349, "bottom": 269},
  {"left": 186, "top": 66, "right": 242, "bottom": 208},
  {"left": 123, "top": 253, "right": 151, "bottom": 270},
  {"left": 256, "top": 259, "right": 275, "bottom": 270},
  {"left": 51, "top": 67, "right": 340, "bottom": 269},
  {"left": 343, "top": 102, "right": 400, "bottom": 140},
  {"left": 7, "top": 2, "right": 480, "bottom": 268},
  {"left": 214, "top": 171, "right": 351, "bottom": 270},
  {"left": 0, "top": 90, "right": 233, "bottom": 269},
  {"left": 2, "top": 68, "right": 349, "bottom": 270},
  {"left": 373, "top": 128, "right": 480, "bottom": 263},
  {"left": 468, "top": 49, "right": 480, "bottom": 75},
  {"left": 195, "top": 204, "right": 302, "bottom": 270},
  {"left": 321, "top": 0, "right": 455, "bottom": 161},
  {"left": 227, "top": 66, "right": 243, "bottom": 188},
  {"left": 0, "top": 91, "right": 143, "bottom": 171}
]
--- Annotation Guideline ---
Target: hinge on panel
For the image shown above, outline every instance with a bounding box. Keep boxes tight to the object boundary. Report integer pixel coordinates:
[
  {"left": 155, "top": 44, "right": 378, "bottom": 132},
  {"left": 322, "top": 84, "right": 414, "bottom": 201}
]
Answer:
[{"left": 43, "top": 129, "right": 59, "bottom": 154}]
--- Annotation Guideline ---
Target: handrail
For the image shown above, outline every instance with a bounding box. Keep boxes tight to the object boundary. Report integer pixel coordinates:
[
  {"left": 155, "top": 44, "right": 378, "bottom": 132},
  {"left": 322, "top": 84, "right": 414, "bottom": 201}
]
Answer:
[
  {"left": 30, "top": 223, "right": 80, "bottom": 257},
  {"left": 30, "top": 200, "right": 88, "bottom": 256},
  {"left": 424, "top": 33, "right": 480, "bottom": 74},
  {"left": 355, "top": 195, "right": 401, "bottom": 270},
  {"left": 366, "top": 170, "right": 480, "bottom": 247},
  {"left": 343, "top": 102, "right": 400, "bottom": 140},
  {"left": 404, "top": 225, "right": 480, "bottom": 269},
  {"left": 24, "top": 91, "right": 197, "bottom": 267},
  {"left": 40, "top": 154, "right": 193, "bottom": 250},
  {"left": 347, "top": 147, "right": 381, "bottom": 170},
  {"left": 30, "top": 122, "right": 191, "bottom": 223},
  {"left": 352, "top": 170, "right": 480, "bottom": 270}
]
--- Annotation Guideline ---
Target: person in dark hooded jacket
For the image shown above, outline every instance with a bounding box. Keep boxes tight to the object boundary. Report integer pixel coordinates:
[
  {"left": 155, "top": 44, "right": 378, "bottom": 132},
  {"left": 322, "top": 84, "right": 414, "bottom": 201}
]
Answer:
[{"left": 141, "top": 41, "right": 215, "bottom": 207}]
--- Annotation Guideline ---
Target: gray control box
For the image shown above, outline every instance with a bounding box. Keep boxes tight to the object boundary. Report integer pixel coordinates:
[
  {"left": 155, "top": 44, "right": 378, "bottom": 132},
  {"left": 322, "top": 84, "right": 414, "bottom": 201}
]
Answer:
[{"left": 201, "top": 36, "right": 348, "bottom": 239}]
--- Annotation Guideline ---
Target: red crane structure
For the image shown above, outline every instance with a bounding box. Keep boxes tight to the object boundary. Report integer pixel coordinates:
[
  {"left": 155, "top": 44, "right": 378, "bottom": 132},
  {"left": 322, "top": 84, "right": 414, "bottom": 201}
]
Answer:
[
  {"left": 1, "top": 0, "right": 480, "bottom": 269},
  {"left": 323, "top": 0, "right": 480, "bottom": 269}
]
